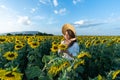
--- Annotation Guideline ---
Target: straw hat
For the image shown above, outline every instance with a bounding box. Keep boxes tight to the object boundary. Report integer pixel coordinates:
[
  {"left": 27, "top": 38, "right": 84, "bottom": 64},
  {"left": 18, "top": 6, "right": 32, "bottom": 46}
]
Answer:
[{"left": 62, "top": 24, "right": 76, "bottom": 35}]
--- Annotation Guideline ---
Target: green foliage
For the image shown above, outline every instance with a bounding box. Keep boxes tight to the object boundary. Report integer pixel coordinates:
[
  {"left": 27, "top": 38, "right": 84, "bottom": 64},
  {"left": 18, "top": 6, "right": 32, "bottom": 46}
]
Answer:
[
  {"left": 0, "top": 36, "right": 120, "bottom": 80},
  {"left": 25, "top": 66, "right": 42, "bottom": 80}
]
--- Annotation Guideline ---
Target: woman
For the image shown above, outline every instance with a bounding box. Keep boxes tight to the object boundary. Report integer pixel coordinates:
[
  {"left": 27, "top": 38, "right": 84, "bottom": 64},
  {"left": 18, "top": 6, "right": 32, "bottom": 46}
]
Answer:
[{"left": 58, "top": 24, "right": 80, "bottom": 60}]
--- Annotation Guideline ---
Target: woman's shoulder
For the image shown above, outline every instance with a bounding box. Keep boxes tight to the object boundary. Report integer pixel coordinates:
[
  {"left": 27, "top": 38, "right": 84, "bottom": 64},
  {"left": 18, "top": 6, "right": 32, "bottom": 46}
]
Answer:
[
  {"left": 73, "top": 42, "right": 79, "bottom": 46},
  {"left": 68, "top": 41, "right": 79, "bottom": 49},
  {"left": 71, "top": 42, "right": 79, "bottom": 48}
]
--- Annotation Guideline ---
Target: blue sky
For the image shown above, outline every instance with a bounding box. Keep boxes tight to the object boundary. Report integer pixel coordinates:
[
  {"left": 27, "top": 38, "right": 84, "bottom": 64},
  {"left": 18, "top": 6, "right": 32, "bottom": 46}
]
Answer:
[{"left": 0, "top": 0, "right": 120, "bottom": 35}]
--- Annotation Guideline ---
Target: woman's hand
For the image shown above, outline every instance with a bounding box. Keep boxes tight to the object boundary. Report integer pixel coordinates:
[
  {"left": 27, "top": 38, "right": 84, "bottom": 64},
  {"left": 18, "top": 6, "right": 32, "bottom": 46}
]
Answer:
[{"left": 64, "top": 38, "right": 76, "bottom": 46}]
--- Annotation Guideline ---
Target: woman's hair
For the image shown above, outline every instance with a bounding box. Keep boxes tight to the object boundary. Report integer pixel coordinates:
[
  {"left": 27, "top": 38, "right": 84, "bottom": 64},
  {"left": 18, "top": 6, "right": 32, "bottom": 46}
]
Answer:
[
  {"left": 66, "top": 29, "right": 75, "bottom": 39},
  {"left": 66, "top": 29, "right": 77, "bottom": 48}
]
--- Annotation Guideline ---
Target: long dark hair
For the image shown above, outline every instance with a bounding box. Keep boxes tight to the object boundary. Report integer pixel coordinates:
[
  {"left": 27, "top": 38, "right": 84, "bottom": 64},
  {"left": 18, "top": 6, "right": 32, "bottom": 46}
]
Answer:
[{"left": 66, "top": 29, "right": 77, "bottom": 48}]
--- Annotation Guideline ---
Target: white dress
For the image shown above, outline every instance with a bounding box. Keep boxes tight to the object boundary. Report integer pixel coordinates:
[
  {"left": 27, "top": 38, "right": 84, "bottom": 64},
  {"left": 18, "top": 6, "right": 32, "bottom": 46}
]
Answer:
[{"left": 58, "top": 40, "right": 80, "bottom": 60}]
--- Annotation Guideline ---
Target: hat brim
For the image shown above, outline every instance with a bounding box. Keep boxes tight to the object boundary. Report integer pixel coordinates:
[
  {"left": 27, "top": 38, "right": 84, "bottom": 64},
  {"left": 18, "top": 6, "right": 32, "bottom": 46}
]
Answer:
[{"left": 62, "top": 24, "right": 76, "bottom": 35}]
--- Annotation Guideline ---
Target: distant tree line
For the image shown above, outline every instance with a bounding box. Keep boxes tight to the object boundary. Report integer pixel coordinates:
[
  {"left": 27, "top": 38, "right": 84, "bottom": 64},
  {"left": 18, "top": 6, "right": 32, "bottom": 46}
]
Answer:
[{"left": 6, "top": 32, "right": 54, "bottom": 36}]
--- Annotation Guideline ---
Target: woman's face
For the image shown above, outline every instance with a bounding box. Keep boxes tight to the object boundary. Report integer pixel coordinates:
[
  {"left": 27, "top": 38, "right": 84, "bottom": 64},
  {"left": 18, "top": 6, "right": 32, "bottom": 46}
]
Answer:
[{"left": 64, "top": 31, "right": 70, "bottom": 40}]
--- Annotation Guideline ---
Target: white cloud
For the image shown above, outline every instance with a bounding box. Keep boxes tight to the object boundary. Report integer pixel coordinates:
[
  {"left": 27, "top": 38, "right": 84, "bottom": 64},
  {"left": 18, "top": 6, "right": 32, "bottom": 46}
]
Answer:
[
  {"left": 0, "top": 5, "right": 36, "bottom": 33},
  {"left": 30, "top": 8, "right": 36, "bottom": 13},
  {"left": 33, "top": 15, "right": 45, "bottom": 20},
  {"left": 54, "top": 8, "right": 66, "bottom": 15},
  {"left": 0, "top": 5, "right": 7, "bottom": 9},
  {"left": 0, "top": 5, "right": 21, "bottom": 33},
  {"left": 17, "top": 16, "right": 31, "bottom": 25},
  {"left": 73, "top": 19, "right": 106, "bottom": 28},
  {"left": 39, "top": 0, "right": 51, "bottom": 4},
  {"left": 59, "top": 8, "right": 66, "bottom": 14},
  {"left": 0, "top": 16, "right": 22, "bottom": 33},
  {"left": 74, "top": 20, "right": 84, "bottom": 25},
  {"left": 53, "top": 0, "right": 58, "bottom": 7},
  {"left": 54, "top": 10, "right": 58, "bottom": 14},
  {"left": 39, "top": 0, "right": 46, "bottom": 4},
  {"left": 73, "top": 0, "right": 81, "bottom": 5}
]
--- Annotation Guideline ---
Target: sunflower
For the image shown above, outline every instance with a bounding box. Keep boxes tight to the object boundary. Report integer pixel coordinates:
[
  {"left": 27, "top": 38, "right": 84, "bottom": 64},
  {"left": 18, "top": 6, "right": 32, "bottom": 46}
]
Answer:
[
  {"left": 73, "top": 60, "right": 85, "bottom": 69},
  {"left": 15, "top": 44, "right": 24, "bottom": 50},
  {"left": 97, "top": 74, "right": 102, "bottom": 80},
  {"left": 101, "top": 39, "right": 107, "bottom": 44},
  {"left": 78, "top": 40, "right": 83, "bottom": 45},
  {"left": 0, "top": 69, "right": 6, "bottom": 79},
  {"left": 0, "top": 71, "right": 23, "bottom": 80},
  {"left": 57, "top": 42, "right": 61, "bottom": 45},
  {"left": 0, "top": 38, "right": 6, "bottom": 43},
  {"left": 15, "top": 40, "right": 22, "bottom": 44},
  {"left": 85, "top": 42, "right": 91, "bottom": 48},
  {"left": 116, "top": 38, "right": 120, "bottom": 43},
  {"left": 29, "top": 41, "right": 40, "bottom": 48},
  {"left": 48, "top": 66, "right": 59, "bottom": 76},
  {"left": 7, "top": 38, "right": 14, "bottom": 43},
  {"left": 27, "top": 38, "right": 32, "bottom": 45},
  {"left": 107, "top": 40, "right": 115, "bottom": 47},
  {"left": 77, "top": 51, "right": 92, "bottom": 59},
  {"left": 58, "top": 44, "right": 67, "bottom": 51},
  {"left": 51, "top": 44, "right": 58, "bottom": 53},
  {"left": 0, "top": 66, "right": 23, "bottom": 80},
  {"left": 93, "top": 40, "right": 101, "bottom": 46},
  {"left": 112, "top": 70, "right": 120, "bottom": 79},
  {"left": 3, "top": 51, "right": 18, "bottom": 60},
  {"left": 61, "top": 37, "right": 64, "bottom": 42},
  {"left": 52, "top": 41, "right": 58, "bottom": 45},
  {"left": 62, "top": 61, "right": 70, "bottom": 67},
  {"left": 58, "top": 61, "right": 70, "bottom": 71},
  {"left": 85, "top": 40, "right": 91, "bottom": 48}
]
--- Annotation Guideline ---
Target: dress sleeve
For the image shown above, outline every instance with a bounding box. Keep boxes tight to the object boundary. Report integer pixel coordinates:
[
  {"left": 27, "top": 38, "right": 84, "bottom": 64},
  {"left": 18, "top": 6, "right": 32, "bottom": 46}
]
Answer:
[{"left": 68, "top": 42, "right": 80, "bottom": 56}]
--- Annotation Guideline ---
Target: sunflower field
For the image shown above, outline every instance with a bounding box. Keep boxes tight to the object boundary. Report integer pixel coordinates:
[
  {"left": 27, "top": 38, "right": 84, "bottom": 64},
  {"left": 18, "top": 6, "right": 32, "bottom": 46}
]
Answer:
[{"left": 0, "top": 35, "right": 120, "bottom": 80}]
